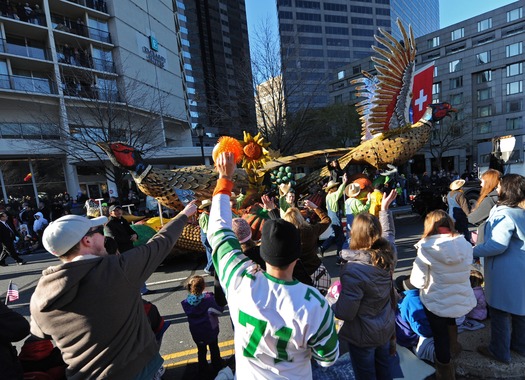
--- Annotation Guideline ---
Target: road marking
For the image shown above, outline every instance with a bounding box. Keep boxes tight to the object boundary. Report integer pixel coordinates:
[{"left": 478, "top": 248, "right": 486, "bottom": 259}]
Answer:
[{"left": 163, "top": 340, "right": 235, "bottom": 368}]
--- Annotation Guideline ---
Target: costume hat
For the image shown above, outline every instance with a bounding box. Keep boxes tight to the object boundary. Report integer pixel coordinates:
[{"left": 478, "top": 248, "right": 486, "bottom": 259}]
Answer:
[
  {"left": 324, "top": 180, "right": 340, "bottom": 192},
  {"left": 345, "top": 183, "right": 361, "bottom": 198},
  {"left": 199, "top": 199, "right": 212, "bottom": 209},
  {"left": 450, "top": 179, "right": 466, "bottom": 191}
]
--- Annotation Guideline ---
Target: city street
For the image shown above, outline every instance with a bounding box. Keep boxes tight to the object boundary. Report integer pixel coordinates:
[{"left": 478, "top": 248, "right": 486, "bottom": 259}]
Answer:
[{"left": 1, "top": 207, "right": 422, "bottom": 379}]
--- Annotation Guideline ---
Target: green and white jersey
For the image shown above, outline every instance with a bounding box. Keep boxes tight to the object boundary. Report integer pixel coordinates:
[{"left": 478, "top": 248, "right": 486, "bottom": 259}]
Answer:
[{"left": 208, "top": 193, "right": 339, "bottom": 379}]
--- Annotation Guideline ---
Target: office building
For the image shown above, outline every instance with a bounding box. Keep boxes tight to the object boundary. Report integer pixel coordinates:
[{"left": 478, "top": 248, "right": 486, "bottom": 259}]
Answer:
[
  {"left": 329, "top": 0, "right": 525, "bottom": 175},
  {"left": 276, "top": 0, "right": 439, "bottom": 110},
  {"left": 177, "top": 0, "right": 256, "bottom": 147}
]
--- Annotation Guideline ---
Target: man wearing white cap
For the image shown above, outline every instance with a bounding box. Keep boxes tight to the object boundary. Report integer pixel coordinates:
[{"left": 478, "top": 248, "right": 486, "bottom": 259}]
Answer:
[{"left": 29, "top": 202, "right": 197, "bottom": 380}]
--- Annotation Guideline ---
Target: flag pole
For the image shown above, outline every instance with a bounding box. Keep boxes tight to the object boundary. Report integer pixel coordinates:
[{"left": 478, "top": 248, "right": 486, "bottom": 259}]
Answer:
[{"left": 5, "top": 280, "right": 12, "bottom": 305}]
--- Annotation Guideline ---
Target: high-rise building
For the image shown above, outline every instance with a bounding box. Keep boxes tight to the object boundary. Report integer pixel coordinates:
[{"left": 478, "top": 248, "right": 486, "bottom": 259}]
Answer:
[
  {"left": 0, "top": 0, "right": 197, "bottom": 201},
  {"left": 177, "top": 0, "right": 256, "bottom": 147},
  {"left": 329, "top": 0, "right": 525, "bottom": 176},
  {"left": 276, "top": 0, "right": 439, "bottom": 110}
]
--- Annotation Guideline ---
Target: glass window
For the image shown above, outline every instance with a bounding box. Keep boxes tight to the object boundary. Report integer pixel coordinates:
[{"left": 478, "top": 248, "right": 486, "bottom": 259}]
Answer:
[
  {"left": 296, "top": 12, "right": 321, "bottom": 21},
  {"left": 506, "top": 42, "right": 523, "bottom": 57},
  {"left": 300, "top": 48, "right": 324, "bottom": 57},
  {"left": 376, "top": 8, "right": 390, "bottom": 15},
  {"left": 334, "top": 94, "right": 343, "bottom": 104},
  {"left": 477, "top": 121, "right": 492, "bottom": 134},
  {"left": 279, "top": 23, "right": 294, "bottom": 32},
  {"left": 451, "top": 28, "right": 464, "bottom": 41},
  {"left": 507, "top": 100, "right": 522, "bottom": 112},
  {"left": 476, "top": 70, "right": 492, "bottom": 83},
  {"left": 449, "top": 59, "right": 462, "bottom": 73},
  {"left": 507, "top": 7, "right": 523, "bottom": 22},
  {"left": 450, "top": 77, "right": 463, "bottom": 89},
  {"left": 450, "top": 93, "right": 462, "bottom": 105},
  {"left": 476, "top": 51, "right": 490, "bottom": 65},
  {"left": 323, "top": 2, "right": 347, "bottom": 11},
  {"left": 434, "top": 67, "right": 438, "bottom": 77},
  {"left": 351, "top": 17, "right": 373, "bottom": 25},
  {"left": 295, "top": 0, "right": 320, "bottom": 9},
  {"left": 278, "top": 0, "right": 292, "bottom": 5},
  {"left": 325, "top": 14, "right": 347, "bottom": 23},
  {"left": 353, "top": 40, "right": 372, "bottom": 48},
  {"left": 279, "top": 11, "right": 293, "bottom": 19},
  {"left": 337, "top": 70, "right": 345, "bottom": 80},
  {"left": 477, "top": 88, "right": 492, "bottom": 101},
  {"left": 506, "top": 117, "right": 522, "bottom": 130},
  {"left": 350, "top": 6, "right": 373, "bottom": 14},
  {"left": 326, "top": 26, "right": 349, "bottom": 35},
  {"left": 353, "top": 65, "right": 361, "bottom": 74},
  {"left": 507, "top": 81, "right": 523, "bottom": 95},
  {"left": 376, "top": 19, "right": 390, "bottom": 27},
  {"left": 298, "top": 36, "right": 322, "bottom": 45},
  {"left": 477, "top": 105, "right": 492, "bottom": 117},
  {"left": 427, "top": 36, "right": 440, "bottom": 48},
  {"left": 352, "top": 29, "right": 374, "bottom": 36},
  {"left": 326, "top": 38, "right": 349, "bottom": 46},
  {"left": 507, "top": 62, "right": 523, "bottom": 77},
  {"left": 478, "top": 18, "right": 492, "bottom": 32},
  {"left": 327, "top": 50, "right": 350, "bottom": 58},
  {"left": 432, "top": 83, "right": 441, "bottom": 95},
  {"left": 297, "top": 24, "right": 321, "bottom": 33}
]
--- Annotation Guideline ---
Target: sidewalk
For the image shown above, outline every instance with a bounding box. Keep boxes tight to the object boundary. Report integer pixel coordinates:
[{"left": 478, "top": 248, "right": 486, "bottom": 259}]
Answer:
[{"left": 457, "top": 320, "right": 525, "bottom": 379}]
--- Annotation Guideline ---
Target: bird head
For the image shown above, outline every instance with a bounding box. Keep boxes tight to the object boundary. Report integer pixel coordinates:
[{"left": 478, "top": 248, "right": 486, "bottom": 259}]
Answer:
[
  {"left": 429, "top": 102, "right": 456, "bottom": 122},
  {"left": 97, "top": 142, "right": 146, "bottom": 172}
]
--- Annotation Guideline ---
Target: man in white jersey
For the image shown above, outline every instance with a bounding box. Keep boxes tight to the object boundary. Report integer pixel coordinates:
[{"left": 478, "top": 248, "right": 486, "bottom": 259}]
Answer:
[{"left": 208, "top": 152, "right": 339, "bottom": 379}]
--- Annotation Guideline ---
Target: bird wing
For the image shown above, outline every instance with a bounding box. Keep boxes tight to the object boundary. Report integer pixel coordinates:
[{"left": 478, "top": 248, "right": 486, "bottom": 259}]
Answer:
[{"left": 352, "top": 19, "right": 417, "bottom": 141}]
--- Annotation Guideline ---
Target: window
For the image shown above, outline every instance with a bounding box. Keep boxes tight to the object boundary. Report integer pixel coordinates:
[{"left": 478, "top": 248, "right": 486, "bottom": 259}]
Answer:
[
  {"left": 326, "top": 26, "right": 349, "bottom": 35},
  {"left": 297, "top": 24, "right": 321, "bottom": 33},
  {"left": 323, "top": 2, "right": 346, "bottom": 11},
  {"left": 350, "top": 6, "right": 373, "bottom": 13},
  {"left": 506, "top": 117, "right": 522, "bottom": 130},
  {"left": 477, "top": 88, "right": 492, "bottom": 101},
  {"left": 278, "top": 0, "right": 292, "bottom": 5},
  {"left": 349, "top": 90, "right": 358, "bottom": 100},
  {"left": 325, "top": 15, "right": 347, "bottom": 23},
  {"left": 476, "top": 70, "right": 492, "bottom": 83},
  {"left": 507, "top": 62, "right": 523, "bottom": 77},
  {"left": 299, "top": 36, "right": 322, "bottom": 45},
  {"left": 476, "top": 51, "right": 490, "bottom": 65},
  {"left": 337, "top": 70, "right": 345, "bottom": 80},
  {"left": 354, "top": 39, "right": 372, "bottom": 48},
  {"left": 352, "top": 29, "right": 374, "bottom": 36},
  {"left": 279, "top": 11, "right": 293, "bottom": 19},
  {"left": 295, "top": 0, "right": 320, "bottom": 8},
  {"left": 450, "top": 93, "right": 462, "bottom": 105},
  {"left": 506, "top": 42, "right": 522, "bottom": 57},
  {"left": 477, "top": 121, "right": 492, "bottom": 134},
  {"left": 353, "top": 65, "right": 361, "bottom": 74},
  {"left": 376, "top": 8, "right": 390, "bottom": 15},
  {"left": 478, "top": 18, "right": 492, "bottom": 32},
  {"left": 450, "top": 77, "right": 463, "bottom": 89},
  {"left": 507, "top": 100, "right": 522, "bottom": 112},
  {"left": 376, "top": 19, "right": 390, "bottom": 27},
  {"left": 351, "top": 17, "right": 373, "bottom": 25},
  {"left": 432, "top": 82, "right": 440, "bottom": 103},
  {"left": 507, "top": 81, "right": 523, "bottom": 95},
  {"left": 326, "top": 38, "right": 349, "bottom": 46},
  {"left": 449, "top": 59, "right": 462, "bottom": 73},
  {"left": 296, "top": 12, "right": 321, "bottom": 21},
  {"left": 427, "top": 36, "right": 440, "bottom": 48},
  {"left": 507, "top": 7, "right": 523, "bottom": 22},
  {"left": 300, "top": 48, "right": 324, "bottom": 57},
  {"left": 279, "top": 23, "right": 294, "bottom": 32},
  {"left": 451, "top": 28, "right": 464, "bottom": 41},
  {"left": 334, "top": 94, "right": 343, "bottom": 104},
  {"left": 327, "top": 50, "right": 349, "bottom": 58},
  {"left": 434, "top": 67, "right": 438, "bottom": 77},
  {"left": 477, "top": 105, "right": 492, "bottom": 117}
]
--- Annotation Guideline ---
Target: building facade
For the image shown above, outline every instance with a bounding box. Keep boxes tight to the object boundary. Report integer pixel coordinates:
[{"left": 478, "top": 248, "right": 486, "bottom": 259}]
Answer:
[
  {"left": 0, "top": 0, "right": 207, "bottom": 204},
  {"left": 329, "top": 0, "right": 525, "bottom": 176},
  {"left": 276, "top": 0, "right": 439, "bottom": 110},
  {"left": 177, "top": 0, "right": 256, "bottom": 147}
]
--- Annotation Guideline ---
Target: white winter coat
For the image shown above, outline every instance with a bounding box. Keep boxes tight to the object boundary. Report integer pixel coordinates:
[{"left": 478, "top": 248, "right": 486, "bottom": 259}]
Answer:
[{"left": 410, "top": 233, "right": 476, "bottom": 318}]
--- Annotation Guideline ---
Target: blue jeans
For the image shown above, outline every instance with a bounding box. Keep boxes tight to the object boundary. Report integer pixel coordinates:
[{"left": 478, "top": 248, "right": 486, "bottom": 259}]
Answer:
[
  {"left": 321, "top": 224, "right": 345, "bottom": 254},
  {"left": 201, "top": 230, "right": 213, "bottom": 272},
  {"left": 489, "top": 306, "right": 525, "bottom": 362},
  {"left": 344, "top": 339, "right": 392, "bottom": 380}
]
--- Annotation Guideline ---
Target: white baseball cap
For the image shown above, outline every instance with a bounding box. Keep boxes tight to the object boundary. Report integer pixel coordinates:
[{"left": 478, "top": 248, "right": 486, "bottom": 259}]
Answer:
[{"left": 43, "top": 215, "right": 108, "bottom": 257}]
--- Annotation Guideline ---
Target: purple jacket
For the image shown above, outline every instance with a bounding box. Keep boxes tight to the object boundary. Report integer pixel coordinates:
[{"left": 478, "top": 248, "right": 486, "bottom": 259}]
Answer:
[
  {"left": 466, "top": 286, "right": 487, "bottom": 321},
  {"left": 181, "top": 292, "right": 223, "bottom": 343}
]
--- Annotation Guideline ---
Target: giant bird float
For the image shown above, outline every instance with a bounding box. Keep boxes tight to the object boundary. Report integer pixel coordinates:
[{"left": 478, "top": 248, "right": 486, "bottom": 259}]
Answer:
[{"left": 98, "top": 20, "right": 455, "bottom": 256}]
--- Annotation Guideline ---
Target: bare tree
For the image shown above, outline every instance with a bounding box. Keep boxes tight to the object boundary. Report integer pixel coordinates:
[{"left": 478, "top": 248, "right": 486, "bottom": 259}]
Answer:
[
  {"left": 422, "top": 106, "right": 474, "bottom": 171},
  {"left": 251, "top": 17, "right": 329, "bottom": 155},
  {"left": 316, "top": 102, "right": 361, "bottom": 148}
]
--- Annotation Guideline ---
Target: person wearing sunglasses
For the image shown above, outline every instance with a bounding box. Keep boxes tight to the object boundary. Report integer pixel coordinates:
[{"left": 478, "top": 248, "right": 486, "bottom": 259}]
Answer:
[{"left": 29, "top": 201, "right": 198, "bottom": 379}]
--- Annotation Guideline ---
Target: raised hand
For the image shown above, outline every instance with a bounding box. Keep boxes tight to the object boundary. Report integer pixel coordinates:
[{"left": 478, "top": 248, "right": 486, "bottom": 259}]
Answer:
[
  {"left": 216, "top": 152, "right": 236, "bottom": 180},
  {"left": 182, "top": 200, "right": 198, "bottom": 217},
  {"left": 381, "top": 189, "right": 397, "bottom": 211}
]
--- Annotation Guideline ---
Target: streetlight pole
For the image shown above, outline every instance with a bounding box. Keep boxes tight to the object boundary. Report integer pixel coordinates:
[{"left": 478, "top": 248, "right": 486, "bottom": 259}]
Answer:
[{"left": 195, "top": 124, "right": 205, "bottom": 165}]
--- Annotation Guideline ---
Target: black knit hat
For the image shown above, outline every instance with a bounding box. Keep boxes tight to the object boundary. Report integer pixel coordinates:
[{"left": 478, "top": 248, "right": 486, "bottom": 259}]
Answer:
[{"left": 260, "top": 219, "right": 301, "bottom": 267}]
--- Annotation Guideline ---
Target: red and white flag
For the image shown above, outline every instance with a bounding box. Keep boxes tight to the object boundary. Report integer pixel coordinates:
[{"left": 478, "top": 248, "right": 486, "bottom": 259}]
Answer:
[
  {"left": 5, "top": 281, "right": 19, "bottom": 304},
  {"left": 411, "top": 63, "right": 434, "bottom": 122}
]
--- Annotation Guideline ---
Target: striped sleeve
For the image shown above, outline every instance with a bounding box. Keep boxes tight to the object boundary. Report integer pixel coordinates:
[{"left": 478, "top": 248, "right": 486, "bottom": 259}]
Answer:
[
  {"left": 208, "top": 191, "right": 250, "bottom": 297},
  {"left": 308, "top": 302, "right": 339, "bottom": 367}
]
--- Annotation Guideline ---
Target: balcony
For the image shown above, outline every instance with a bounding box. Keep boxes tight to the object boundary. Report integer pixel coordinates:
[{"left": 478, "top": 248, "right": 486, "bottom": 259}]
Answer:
[
  {"left": 91, "top": 57, "right": 115, "bottom": 73},
  {"left": 51, "top": 14, "right": 111, "bottom": 44},
  {"left": 62, "top": 81, "right": 119, "bottom": 101},
  {"left": 64, "top": 0, "right": 108, "bottom": 13},
  {"left": 0, "top": 73, "right": 55, "bottom": 94},
  {"left": 0, "top": 38, "right": 50, "bottom": 61},
  {"left": 0, "top": 4, "right": 47, "bottom": 27}
]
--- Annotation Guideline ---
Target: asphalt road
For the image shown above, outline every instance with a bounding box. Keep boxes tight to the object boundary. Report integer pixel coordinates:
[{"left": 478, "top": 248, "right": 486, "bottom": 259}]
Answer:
[{"left": 1, "top": 206, "right": 423, "bottom": 380}]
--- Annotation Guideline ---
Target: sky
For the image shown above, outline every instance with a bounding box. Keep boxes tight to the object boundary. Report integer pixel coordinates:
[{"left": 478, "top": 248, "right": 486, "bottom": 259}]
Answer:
[{"left": 245, "top": 0, "right": 516, "bottom": 48}]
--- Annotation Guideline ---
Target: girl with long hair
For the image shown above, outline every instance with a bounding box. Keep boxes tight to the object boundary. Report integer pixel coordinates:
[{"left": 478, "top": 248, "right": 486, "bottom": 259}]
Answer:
[
  {"left": 410, "top": 210, "right": 476, "bottom": 379},
  {"left": 332, "top": 190, "right": 397, "bottom": 380},
  {"left": 468, "top": 169, "right": 501, "bottom": 243}
]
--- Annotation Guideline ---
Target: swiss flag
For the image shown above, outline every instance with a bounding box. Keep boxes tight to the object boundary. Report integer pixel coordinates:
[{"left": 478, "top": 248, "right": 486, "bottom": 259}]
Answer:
[{"left": 410, "top": 63, "right": 434, "bottom": 122}]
